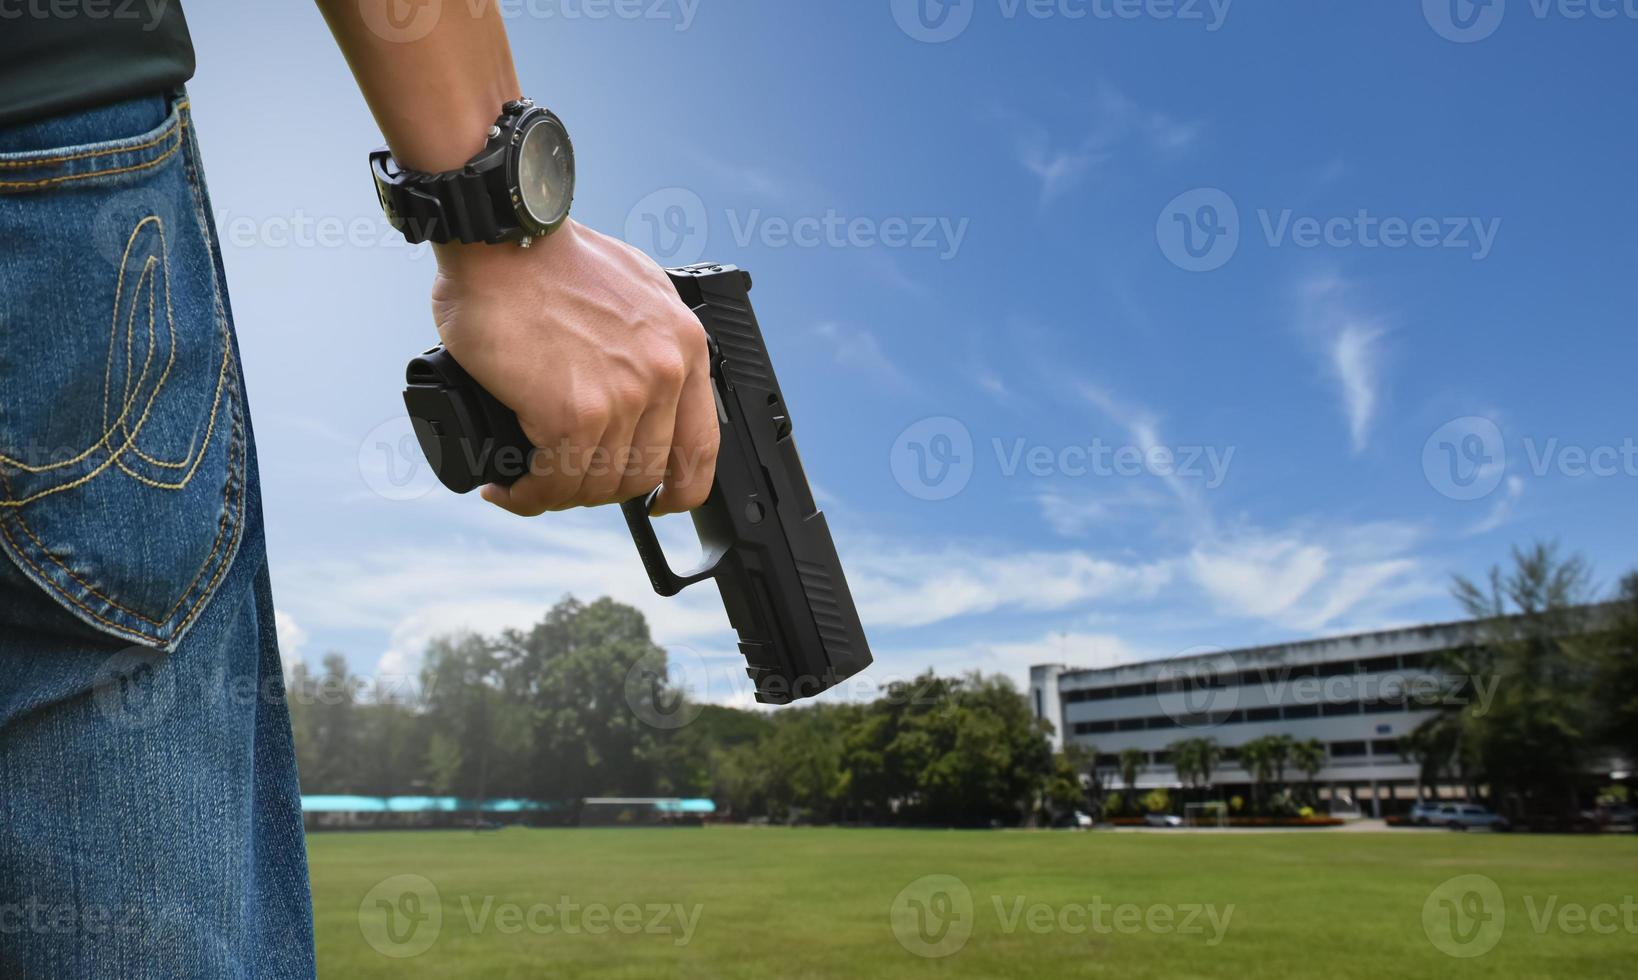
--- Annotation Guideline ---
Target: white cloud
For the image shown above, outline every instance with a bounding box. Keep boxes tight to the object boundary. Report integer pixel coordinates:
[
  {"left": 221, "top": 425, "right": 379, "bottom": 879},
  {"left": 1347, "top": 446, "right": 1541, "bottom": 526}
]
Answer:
[
  {"left": 1079, "top": 381, "right": 1214, "bottom": 532},
  {"left": 1034, "top": 490, "right": 1115, "bottom": 537},
  {"left": 992, "top": 84, "right": 1200, "bottom": 204},
  {"left": 1331, "top": 324, "right": 1384, "bottom": 453},
  {"left": 274, "top": 506, "right": 1175, "bottom": 688},
  {"left": 845, "top": 540, "right": 1174, "bottom": 630},
  {"left": 1299, "top": 274, "right": 1388, "bottom": 454},
  {"left": 272, "top": 508, "right": 735, "bottom": 684},
  {"left": 274, "top": 610, "right": 308, "bottom": 683},
  {"left": 1468, "top": 475, "right": 1525, "bottom": 536},
  {"left": 814, "top": 321, "right": 913, "bottom": 389},
  {"left": 879, "top": 630, "right": 1159, "bottom": 694},
  {"left": 1187, "top": 523, "right": 1433, "bottom": 633}
]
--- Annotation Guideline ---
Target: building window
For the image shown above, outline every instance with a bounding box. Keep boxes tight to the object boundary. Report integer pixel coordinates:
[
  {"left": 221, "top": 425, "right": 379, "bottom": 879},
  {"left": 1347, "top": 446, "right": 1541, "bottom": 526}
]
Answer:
[
  {"left": 1245, "top": 707, "right": 1280, "bottom": 723},
  {"left": 1360, "top": 655, "right": 1399, "bottom": 674},
  {"left": 1321, "top": 701, "right": 1360, "bottom": 717},
  {"left": 1370, "top": 739, "right": 1402, "bottom": 758},
  {"left": 1152, "top": 751, "right": 1173, "bottom": 766},
  {"left": 1316, "top": 659, "right": 1358, "bottom": 677},
  {"left": 1361, "top": 698, "right": 1406, "bottom": 714},
  {"left": 1116, "top": 718, "right": 1146, "bottom": 732},
  {"left": 1283, "top": 704, "right": 1320, "bottom": 720},
  {"left": 1035, "top": 690, "right": 1044, "bottom": 717},
  {"left": 1330, "top": 741, "right": 1369, "bottom": 758}
]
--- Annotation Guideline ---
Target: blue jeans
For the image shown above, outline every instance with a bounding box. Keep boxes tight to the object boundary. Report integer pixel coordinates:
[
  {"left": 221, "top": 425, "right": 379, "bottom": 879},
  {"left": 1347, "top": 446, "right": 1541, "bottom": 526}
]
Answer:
[{"left": 0, "top": 92, "right": 316, "bottom": 978}]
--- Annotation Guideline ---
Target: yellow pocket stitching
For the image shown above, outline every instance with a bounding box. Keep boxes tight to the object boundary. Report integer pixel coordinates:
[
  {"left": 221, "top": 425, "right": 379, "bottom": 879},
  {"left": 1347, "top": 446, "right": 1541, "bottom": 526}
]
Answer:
[
  {"left": 0, "top": 105, "right": 186, "bottom": 169},
  {"left": 0, "top": 123, "right": 184, "bottom": 192},
  {"left": 0, "top": 216, "right": 199, "bottom": 497},
  {"left": 0, "top": 206, "right": 242, "bottom": 631}
]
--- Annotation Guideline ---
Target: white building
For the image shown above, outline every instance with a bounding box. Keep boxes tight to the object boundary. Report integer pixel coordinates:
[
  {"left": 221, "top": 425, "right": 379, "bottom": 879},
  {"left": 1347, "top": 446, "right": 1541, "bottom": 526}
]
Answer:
[{"left": 1029, "top": 617, "right": 1491, "bottom": 817}]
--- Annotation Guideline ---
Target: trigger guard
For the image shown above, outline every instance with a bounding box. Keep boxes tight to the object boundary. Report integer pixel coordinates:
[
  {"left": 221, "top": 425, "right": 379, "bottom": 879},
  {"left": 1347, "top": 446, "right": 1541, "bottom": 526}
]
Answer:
[{"left": 620, "top": 488, "right": 727, "bottom": 597}]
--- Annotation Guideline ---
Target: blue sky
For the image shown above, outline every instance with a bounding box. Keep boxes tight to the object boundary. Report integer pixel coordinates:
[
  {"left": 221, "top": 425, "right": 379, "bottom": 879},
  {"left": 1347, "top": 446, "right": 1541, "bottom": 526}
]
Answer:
[{"left": 183, "top": 1, "right": 1638, "bottom": 704}]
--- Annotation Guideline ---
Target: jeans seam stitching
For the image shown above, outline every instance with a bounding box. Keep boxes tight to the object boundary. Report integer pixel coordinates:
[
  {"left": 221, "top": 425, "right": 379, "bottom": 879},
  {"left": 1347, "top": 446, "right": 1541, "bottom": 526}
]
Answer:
[
  {"left": 0, "top": 126, "right": 185, "bottom": 192},
  {"left": 0, "top": 206, "right": 244, "bottom": 632},
  {"left": 0, "top": 397, "right": 243, "bottom": 638},
  {"left": 0, "top": 216, "right": 180, "bottom": 485},
  {"left": 0, "top": 349, "right": 242, "bottom": 629},
  {"left": 0, "top": 102, "right": 186, "bottom": 169}
]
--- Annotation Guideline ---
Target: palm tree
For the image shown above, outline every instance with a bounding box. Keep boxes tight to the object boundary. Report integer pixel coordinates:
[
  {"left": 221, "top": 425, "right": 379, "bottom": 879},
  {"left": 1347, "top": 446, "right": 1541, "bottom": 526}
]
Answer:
[
  {"left": 1168, "top": 739, "right": 1199, "bottom": 801},
  {"left": 1239, "top": 738, "right": 1273, "bottom": 811},
  {"left": 1266, "top": 734, "right": 1294, "bottom": 796},
  {"left": 1291, "top": 738, "right": 1326, "bottom": 805},
  {"left": 1438, "top": 542, "right": 1595, "bottom": 821},
  {"left": 1118, "top": 748, "right": 1146, "bottom": 802},
  {"left": 1195, "top": 737, "right": 1223, "bottom": 800}
]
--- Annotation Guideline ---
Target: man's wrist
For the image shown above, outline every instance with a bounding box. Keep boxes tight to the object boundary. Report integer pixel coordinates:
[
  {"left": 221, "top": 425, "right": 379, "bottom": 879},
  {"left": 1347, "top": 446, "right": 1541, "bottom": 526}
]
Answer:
[
  {"left": 432, "top": 218, "right": 580, "bottom": 278},
  {"left": 382, "top": 80, "right": 522, "bottom": 174}
]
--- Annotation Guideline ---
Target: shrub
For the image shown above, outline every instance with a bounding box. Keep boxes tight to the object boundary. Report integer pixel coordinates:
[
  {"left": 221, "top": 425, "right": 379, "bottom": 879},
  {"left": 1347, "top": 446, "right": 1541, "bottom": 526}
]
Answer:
[{"left": 1141, "top": 788, "right": 1172, "bottom": 815}]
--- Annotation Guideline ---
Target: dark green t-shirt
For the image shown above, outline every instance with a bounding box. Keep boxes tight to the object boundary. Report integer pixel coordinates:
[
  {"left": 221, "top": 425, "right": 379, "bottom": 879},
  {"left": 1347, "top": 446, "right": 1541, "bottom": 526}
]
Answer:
[{"left": 0, "top": 2, "right": 195, "bottom": 127}]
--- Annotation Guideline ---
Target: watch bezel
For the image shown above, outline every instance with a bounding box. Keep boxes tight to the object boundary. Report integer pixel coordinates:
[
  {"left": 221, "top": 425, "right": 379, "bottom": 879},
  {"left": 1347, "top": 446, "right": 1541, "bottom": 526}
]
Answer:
[{"left": 504, "top": 105, "right": 576, "bottom": 239}]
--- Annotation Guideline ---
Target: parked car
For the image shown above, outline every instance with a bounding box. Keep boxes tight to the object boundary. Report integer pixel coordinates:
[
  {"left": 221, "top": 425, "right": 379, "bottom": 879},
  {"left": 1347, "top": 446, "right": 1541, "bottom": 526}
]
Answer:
[
  {"left": 1600, "top": 804, "right": 1636, "bottom": 828},
  {"left": 1145, "top": 813, "right": 1184, "bottom": 828},
  {"left": 1434, "top": 803, "right": 1510, "bottom": 831},
  {"left": 1410, "top": 802, "right": 1445, "bottom": 826}
]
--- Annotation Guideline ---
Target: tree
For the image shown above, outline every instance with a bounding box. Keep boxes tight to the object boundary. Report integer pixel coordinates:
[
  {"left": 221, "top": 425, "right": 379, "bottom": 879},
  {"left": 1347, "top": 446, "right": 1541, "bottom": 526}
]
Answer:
[
  {"left": 493, "top": 597, "right": 678, "bottom": 804},
  {"left": 1195, "top": 738, "right": 1223, "bottom": 799},
  {"left": 1588, "top": 573, "right": 1638, "bottom": 802},
  {"left": 1118, "top": 748, "right": 1146, "bottom": 802},
  {"left": 1238, "top": 737, "right": 1290, "bottom": 812},
  {"left": 1169, "top": 739, "right": 1198, "bottom": 801},
  {"left": 1427, "top": 542, "right": 1597, "bottom": 822},
  {"left": 1291, "top": 738, "right": 1326, "bottom": 804},
  {"left": 288, "top": 654, "right": 365, "bottom": 793},
  {"left": 1169, "top": 737, "right": 1222, "bottom": 803}
]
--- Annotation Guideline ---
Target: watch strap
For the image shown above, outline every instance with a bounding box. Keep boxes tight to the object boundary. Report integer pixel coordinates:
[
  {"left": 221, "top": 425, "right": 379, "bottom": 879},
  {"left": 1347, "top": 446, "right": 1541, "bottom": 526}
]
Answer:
[{"left": 370, "top": 150, "right": 518, "bottom": 245}]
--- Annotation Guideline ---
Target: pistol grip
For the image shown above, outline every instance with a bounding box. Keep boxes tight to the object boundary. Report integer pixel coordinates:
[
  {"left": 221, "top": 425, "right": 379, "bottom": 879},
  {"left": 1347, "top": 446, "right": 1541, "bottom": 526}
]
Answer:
[{"left": 620, "top": 488, "right": 729, "bottom": 597}]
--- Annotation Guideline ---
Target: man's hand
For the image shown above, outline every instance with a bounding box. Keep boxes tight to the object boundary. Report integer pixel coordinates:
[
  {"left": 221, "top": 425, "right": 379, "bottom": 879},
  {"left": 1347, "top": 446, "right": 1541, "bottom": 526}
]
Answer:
[
  {"left": 430, "top": 220, "right": 720, "bottom": 517},
  {"left": 316, "top": 3, "right": 717, "bottom": 513}
]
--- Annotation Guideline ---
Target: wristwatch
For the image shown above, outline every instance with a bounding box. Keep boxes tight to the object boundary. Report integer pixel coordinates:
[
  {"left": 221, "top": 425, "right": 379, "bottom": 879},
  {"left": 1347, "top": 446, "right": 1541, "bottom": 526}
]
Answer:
[{"left": 370, "top": 98, "right": 576, "bottom": 246}]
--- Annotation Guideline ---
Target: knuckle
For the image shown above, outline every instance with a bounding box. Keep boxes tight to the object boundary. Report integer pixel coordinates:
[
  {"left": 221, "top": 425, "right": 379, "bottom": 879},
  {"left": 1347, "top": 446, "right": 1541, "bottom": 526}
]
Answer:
[
  {"left": 567, "top": 397, "right": 611, "bottom": 439},
  {"left": 613, "top": 382, "right": 648, "bottom": 418},
  {"left": 675, "top": 316, "right": 709, "bottom": 357},
  {"left": 650, "top": 347, "right": 687, "bottom": 389},
  {"left": 674, "top": 480, "right": 712, "bottom": 511}
]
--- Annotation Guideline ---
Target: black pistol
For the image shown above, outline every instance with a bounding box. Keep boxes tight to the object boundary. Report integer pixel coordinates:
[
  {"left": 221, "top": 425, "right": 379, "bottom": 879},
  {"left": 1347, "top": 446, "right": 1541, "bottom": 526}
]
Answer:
[{"left": 401, "top": 263, "right": 873, "bottom": 704}]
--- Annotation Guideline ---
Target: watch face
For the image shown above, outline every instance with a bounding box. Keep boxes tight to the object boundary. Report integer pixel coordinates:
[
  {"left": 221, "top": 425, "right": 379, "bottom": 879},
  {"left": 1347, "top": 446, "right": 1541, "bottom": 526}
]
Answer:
[{"left": 515, "top": 115, "right": 575, "bottom": 232}]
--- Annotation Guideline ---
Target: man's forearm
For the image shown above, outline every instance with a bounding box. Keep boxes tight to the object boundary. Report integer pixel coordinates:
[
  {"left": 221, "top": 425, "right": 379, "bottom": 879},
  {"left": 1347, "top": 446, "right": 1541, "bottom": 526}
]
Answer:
[{"left": 315, "top": 0, "right": 521, "bottom": 173}]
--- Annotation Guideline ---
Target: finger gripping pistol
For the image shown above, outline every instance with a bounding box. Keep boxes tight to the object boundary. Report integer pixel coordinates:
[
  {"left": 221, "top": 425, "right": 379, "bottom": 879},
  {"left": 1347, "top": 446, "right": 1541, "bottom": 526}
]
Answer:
[{"left": 401, "top": 263, "right": 873, "bottom": 704}]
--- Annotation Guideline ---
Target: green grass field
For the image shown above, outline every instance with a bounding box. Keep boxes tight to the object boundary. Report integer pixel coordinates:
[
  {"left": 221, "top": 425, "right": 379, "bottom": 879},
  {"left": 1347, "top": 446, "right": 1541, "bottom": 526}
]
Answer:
[{"left": 310, "top": 827, "right": 1637, "bottom": 979}]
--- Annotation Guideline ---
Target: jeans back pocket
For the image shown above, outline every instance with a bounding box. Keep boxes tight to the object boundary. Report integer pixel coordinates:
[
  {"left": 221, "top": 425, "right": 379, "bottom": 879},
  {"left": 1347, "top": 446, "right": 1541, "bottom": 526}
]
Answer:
[{"left": 0, "top": 94, "right": 247, "bottom": 651}]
